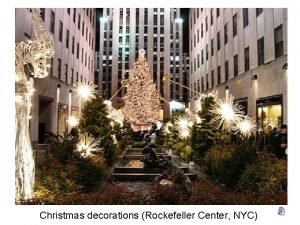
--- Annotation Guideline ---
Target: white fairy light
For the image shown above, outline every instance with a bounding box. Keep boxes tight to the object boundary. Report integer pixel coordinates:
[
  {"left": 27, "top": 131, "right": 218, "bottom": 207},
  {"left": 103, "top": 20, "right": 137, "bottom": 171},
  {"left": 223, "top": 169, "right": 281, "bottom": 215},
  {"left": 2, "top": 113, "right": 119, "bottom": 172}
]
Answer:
[
  {"left": 179, "top": 128, "right": 191, "bottom": 139},
  {"left": 77, "top": 81, "right": 97, "bottom": 101},
  {"left": 67, "top": 115, "right": 79, "bottom": 128},
  {"left": 175, "top": 115, "right": 193, "bottom": 130},
  {"left": 15, "top": 8, "right": 55, "bottom": 201},
  {"left": 210, "top": 94, "right": 244, "bottom": 132},
  {"left": 163, "top": 121, "right": 173, "bottom": 134},
  {"left": 236, "top": 116, "right": 256, "bottom": 137},
  {"left": 76, "top": 133, "right": 102, "bottom": 158}
]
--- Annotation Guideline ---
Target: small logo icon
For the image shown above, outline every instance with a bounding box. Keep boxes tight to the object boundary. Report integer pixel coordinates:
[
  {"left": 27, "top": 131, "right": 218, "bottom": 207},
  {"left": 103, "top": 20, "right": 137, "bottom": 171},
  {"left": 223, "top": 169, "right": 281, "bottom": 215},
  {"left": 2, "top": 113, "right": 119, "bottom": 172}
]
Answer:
[{"left": 278, "top": 207, "right": 285, "bottom": 216}]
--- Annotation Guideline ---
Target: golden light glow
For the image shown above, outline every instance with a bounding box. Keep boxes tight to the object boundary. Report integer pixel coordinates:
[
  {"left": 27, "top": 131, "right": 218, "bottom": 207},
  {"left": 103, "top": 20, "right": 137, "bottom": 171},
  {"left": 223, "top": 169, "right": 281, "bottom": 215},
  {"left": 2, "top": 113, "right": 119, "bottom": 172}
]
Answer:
[
  {"left": 76, "top": 133, "right": 102, "bottom": 158},
  {"left": 163, "top": 121, "right": 173, "bottom": 134},
  {"left": 122, "top": 50, "right": 160, "bottom": 126},
  {"left": 236, "top": 116, "right": 256, "bottom": 137},
  {"left": 77, "top": 81, "right": 97, "bottom": 101},
  {"left": 67, "top": 115, "right": 79, "bottom": 128},
  {"left": 210, "top": 93, "right": 244, "bottom": 132}
]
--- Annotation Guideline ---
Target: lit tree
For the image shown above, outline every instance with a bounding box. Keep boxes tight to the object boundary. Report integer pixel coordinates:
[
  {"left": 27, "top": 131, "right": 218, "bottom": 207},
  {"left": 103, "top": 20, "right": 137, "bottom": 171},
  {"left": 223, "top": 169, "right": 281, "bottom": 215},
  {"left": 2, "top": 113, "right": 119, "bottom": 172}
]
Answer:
[{"left": 122, "top": 49, "right": 160, "bottom": 125}]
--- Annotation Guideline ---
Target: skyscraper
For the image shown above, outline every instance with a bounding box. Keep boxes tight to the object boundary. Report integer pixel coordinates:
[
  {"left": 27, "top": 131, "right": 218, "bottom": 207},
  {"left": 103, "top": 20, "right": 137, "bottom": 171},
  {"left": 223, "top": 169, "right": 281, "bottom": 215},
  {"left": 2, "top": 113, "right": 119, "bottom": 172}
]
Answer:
[
  {"left": 96, "top": 8, "right": 188, "bottom": 119},
  {"left": 189, "top": 8, "right": 287, "bottom": 129}
]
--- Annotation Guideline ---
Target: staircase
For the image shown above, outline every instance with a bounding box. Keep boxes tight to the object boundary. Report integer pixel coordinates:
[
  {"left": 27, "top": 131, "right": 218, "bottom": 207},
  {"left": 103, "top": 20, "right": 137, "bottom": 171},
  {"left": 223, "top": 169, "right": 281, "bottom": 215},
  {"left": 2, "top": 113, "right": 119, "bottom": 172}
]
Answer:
[{"left": 112, "top": 146, "right": 197, "bottom": 181}]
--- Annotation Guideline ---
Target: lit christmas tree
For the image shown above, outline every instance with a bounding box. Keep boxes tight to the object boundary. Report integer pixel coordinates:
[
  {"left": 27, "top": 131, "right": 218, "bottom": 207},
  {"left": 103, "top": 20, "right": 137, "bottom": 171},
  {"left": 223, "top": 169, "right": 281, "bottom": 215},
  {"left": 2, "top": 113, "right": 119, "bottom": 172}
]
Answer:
[{"left": 122, "top": 49, "right": 160, "bottom": 126}]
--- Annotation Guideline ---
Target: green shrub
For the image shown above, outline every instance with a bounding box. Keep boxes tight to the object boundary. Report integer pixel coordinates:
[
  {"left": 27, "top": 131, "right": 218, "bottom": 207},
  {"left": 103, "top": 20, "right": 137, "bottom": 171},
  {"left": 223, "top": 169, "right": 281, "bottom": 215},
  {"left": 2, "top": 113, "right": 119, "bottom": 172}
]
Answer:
[
  {"left": 50, "top": 134, "right": 77, "bottom": 163},
  {"left": 239, "top": 153, "right": 287, "bottom": 196},
  {"left": 202, "top": 141, "right": 257, "bottom": 188}
]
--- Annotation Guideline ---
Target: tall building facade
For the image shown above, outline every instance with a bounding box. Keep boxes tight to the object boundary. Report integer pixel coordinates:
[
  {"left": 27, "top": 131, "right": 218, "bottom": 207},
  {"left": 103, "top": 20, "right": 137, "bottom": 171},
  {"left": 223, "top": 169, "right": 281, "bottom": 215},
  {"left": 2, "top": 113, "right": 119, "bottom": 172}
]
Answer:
[
  {"left": 189, "top": 8, "right": 287, "bottom": 130},
  {"left": 96, "top": 8, "right": 189, "bottom": 119},
  {"left": 15, "top": 8, "right": 96, "bottom": 143}
]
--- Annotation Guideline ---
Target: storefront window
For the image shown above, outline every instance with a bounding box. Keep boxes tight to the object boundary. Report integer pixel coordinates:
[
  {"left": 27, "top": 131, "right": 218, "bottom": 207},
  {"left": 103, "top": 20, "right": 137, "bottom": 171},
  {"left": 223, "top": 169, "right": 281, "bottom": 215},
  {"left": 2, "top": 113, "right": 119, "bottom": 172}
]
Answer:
[
  {"left": 57, "top": 104, "right": 67, "bottom": 136},
  {"left": 257, "top": 96, "right": 282, "bottom": 130}
]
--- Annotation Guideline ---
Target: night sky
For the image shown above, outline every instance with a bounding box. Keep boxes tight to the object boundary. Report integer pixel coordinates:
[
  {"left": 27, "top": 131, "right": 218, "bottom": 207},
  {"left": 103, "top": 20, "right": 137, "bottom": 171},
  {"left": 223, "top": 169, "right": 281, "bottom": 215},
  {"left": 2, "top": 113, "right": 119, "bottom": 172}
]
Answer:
[{"left": 96, "top": 8, "right": 190, "bottom": 53}]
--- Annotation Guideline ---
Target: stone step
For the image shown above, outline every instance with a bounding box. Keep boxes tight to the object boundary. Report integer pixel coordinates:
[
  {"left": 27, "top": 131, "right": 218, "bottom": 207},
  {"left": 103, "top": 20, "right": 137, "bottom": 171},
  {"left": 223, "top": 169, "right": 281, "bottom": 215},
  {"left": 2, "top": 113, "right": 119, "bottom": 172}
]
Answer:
[
  {"left": 126, "top": 148, "right": 165, "bottom": 154},
  {"left": 114, "top": 167, "right": 189, "bottom": 173},
  {"left": 112, "top": 173, "right": 197, "bottom": 181},
  {"left": 123, "top": 154, "right": 171, "bottom": 160}
]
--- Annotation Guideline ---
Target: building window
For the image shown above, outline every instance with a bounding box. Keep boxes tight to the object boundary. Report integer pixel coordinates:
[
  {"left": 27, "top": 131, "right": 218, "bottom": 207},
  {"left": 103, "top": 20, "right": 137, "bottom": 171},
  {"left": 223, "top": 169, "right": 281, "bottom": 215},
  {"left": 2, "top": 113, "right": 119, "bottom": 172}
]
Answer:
[
  {"left": 225, "top": 60, "right": 229, "bottom": 81},
  {"left": 206, "top": 44, "right": 209, "bottom": 60},
  {"left": 160, "top": 15, "right": 164, "bottom": 25},
  {"left": 71, "top": 36, "right": 74, "bottom": 54},
  {"left": 217, "top": 65, "right": 221, "bottom": 84},
  {"left": 205, "top": 16, "right": 208, "bottom": 31},
  {"left": 73, "top": 8, "right": 76, "bottom": 23},
  {"left": 66, "top": 29, "right": 69, "bottom": 48},
  {"left": 201, "top": 49, "right": 204, "bottom": 65},
  {"left": 76, "top": 43, "right": 79, "bottom": 59},
  {"left": 50, "top": 10, "right": 55, "bottom": 34},
  {"left": 224, "top": 23, "right": 228, "bottom": 44},
  {"left": 233, "top": 13, "right": 237, "bottom": 37},
  {"left": 234, "top": 54, "right": 238, "bottom": 76},
  {"left": 201, "top": 77, "right": 204, "bottom": 91},
  {"left": 40, "top": 8, "right": 45, "bottom": 21},
  {"left": 194, "top": 10, "right": 196, "bottom": 24},
  {"left": 197, "top": 8, "right": 199, "bottom": 18},
  {"left": 217, "top": 8, "right": 220, "bottom": 17},
  {"left": 82, "top": 22, "right": 85, "bottom": 36},
  {"left": 244, "top": 47, "right": 250, "bottom": 72},
  {"left": 211, "top": 39, "right": 214, "bottom": 56},
  {"left": 194, "top": 34, "right": 196, "bottom": 47},
  {"left": 201, "top": 23, "right": 203, "bottom": 38},
  {"left": 243, "top": 8, "right": 249, "bottom": 27},
  {"left": 256, "top": 95, "right": 282, "bottom": 130},
  {"left": 81, "top": 48, "right": 84, "bottom": 63},
  {"left": 197, "top": 54, "right": 200, "bottom": 68},
  {"left": 76, "top": 72, "right": 78, "bottom": 82},
  {"left": 274, "top": 25, "right": 284, "bottom": 58},
  {"left": 211, "top": 70, "right": 214, "bottom": 87},
  {"left": 67, "top": 8, "right": 70, "bottom": 15},
  {"left": 57, "top": 58, "right": 61, "bottom": 80},
  {"left": 210, "top": 9, "right": 214, "bottom": 25},
  {"left": 78, "top": 14, "right": 81, "bottom": 29},
  {"left": 197, "top": 29, "right": 199, "bottom": 43},
  {"left": 65, "top": 64, "right": 68, "bottom": 82},
  {"left": 257, "top": 37, "right": 264, "bottom": 66},
  {"left": 58, "top": 21, "right": 63, "bottom": 42},
  {"left": 71, "top": 68, "right": 74, "bottom": 85},
  {"left": 217, "top": 31, "right": 220, "bottom": 50},
  {"left": 206, "top": 74, "right": 209, "bottom": 90},
  {"left": 256, "top": 8, "right": 263, "bottom": 17}
]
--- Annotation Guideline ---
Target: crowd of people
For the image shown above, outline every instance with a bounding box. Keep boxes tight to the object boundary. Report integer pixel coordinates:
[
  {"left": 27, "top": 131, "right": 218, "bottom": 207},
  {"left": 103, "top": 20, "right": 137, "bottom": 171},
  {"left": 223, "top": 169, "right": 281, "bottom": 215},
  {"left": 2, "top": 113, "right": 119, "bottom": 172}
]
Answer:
[{"left": 255, "top": 124, "right": 288, "bottom": 159}]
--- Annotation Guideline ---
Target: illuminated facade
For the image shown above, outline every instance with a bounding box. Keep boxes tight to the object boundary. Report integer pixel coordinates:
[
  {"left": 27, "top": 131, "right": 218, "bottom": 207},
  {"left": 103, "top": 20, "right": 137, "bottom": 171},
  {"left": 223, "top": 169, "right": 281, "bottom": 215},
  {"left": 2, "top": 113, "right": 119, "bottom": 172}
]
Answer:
[
  {"left": 189, "top": 8, "right": 287, "bottom": 129},
  {"left": 15, "top": 8, "right": 96, "bottom": 143}
]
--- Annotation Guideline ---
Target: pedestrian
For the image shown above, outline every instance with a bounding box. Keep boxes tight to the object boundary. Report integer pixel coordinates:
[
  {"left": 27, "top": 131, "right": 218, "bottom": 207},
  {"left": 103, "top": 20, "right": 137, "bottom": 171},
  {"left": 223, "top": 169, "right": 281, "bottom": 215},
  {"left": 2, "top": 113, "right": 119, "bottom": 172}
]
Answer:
[
  {"left": 273, "top": 124, "right": 288, "bottom": 159},
  {"left": 150, "top": 131, "right": 157, "bottom": 145}
]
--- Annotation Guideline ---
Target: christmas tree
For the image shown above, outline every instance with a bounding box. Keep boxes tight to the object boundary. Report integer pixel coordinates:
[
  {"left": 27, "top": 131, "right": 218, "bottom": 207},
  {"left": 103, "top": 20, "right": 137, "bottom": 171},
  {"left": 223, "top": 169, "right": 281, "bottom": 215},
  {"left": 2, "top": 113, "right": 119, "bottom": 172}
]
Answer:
[{"left": 122, "top": 49, "right": 160, "bottom": 126}]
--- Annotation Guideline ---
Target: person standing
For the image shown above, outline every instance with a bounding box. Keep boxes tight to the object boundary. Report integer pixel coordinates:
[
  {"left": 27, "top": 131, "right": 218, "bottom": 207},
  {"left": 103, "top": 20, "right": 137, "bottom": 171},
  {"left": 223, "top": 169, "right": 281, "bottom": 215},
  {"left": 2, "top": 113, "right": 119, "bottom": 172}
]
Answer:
[
  {"left": 273, "top": 124, "right": 288, "bottom": 159},
  {"left": 150, "top": 131, "right": 157, "bottom": 145}
]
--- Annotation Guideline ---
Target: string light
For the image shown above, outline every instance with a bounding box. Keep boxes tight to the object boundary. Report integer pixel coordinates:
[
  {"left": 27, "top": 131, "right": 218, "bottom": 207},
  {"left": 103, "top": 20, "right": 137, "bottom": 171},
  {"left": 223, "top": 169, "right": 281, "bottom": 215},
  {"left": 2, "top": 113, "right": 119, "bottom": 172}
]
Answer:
[
  {"left": 122, "top": 49, "right": 160, "bottom": 126},
  {"left": 15, "top": 8, "right": 54, "bottom": 201}
]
